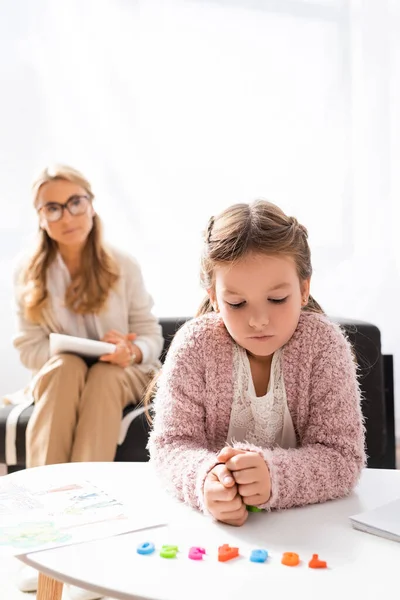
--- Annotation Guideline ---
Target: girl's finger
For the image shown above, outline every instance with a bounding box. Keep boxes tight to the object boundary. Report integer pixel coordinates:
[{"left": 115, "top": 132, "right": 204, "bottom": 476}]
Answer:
[
  {"left": 225, "top": 453, "right": 259, "bottom": 471},
  {"left": 237, "top": 482, "right": 260, "bottom": 497},
  {"left": 231, "top": 467, "right": 258, "bottom": 484},
  {"left": 211, "top": 464, "right": 235, "bottom": 487},
  {"left": 217, "top": 447, "right": 246, "bottom": 463}
]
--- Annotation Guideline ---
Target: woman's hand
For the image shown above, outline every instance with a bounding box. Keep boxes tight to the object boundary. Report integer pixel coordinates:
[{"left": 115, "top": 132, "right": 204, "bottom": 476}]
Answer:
[
  {"left": 100, "top": 330, "right": 143, "bottom": 366},
  {"left": 102, "top": 329, "right": 136, "bottom": 345},
  {"left": 203, "top": 463, "right": 248, "bottom": 527},
  {"left": 99, "top": 342, "right": 134, "bottom": 368},
  {"left": 217, "top": 447, "right": 271, "bottom": 507}
]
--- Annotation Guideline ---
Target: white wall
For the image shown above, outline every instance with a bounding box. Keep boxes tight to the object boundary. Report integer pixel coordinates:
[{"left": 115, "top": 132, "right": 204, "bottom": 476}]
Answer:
[{"left": 0, "top": 0, "right": 399, "bottom": 435}]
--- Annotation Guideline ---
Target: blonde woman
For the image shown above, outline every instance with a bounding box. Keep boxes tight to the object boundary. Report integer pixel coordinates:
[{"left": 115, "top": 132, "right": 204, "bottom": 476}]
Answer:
[
  {"left": 14, "top": 164, "right": 163, "bottom": 468},
  {"left": 13, "top": 164, "right": 163, "bottom": 598}
]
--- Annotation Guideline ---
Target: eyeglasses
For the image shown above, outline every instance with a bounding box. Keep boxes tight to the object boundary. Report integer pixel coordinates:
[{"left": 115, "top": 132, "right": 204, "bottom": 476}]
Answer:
[{"left": 37, "top": 195, "right": 91, "bottom": 223}]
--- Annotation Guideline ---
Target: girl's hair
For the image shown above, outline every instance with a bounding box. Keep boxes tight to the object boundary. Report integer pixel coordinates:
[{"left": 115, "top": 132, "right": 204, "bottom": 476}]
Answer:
[
  {"left": 197, "top": 199, "right": 323, "bottom": 316},
  {"left": 20, "top": 164, "right": 120, "bottom": 324},
  {"left": 144, "top": 199, "right": 322, "bottom": 418}
]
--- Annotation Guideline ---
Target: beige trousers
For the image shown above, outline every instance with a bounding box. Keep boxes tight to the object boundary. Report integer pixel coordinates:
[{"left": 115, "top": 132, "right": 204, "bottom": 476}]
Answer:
[{"left": 26, "top": 353, "right": 152, "bottom": 468}]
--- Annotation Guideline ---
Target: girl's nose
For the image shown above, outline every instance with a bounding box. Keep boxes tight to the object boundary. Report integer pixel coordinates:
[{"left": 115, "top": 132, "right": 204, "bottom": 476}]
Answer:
[{"left": 248, "top": 312, "right": 269, "bottom": 330}]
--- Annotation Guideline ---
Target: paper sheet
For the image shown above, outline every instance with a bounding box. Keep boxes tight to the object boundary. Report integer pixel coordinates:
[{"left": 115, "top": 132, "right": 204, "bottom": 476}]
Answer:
[{"left": 0, "top": 477, "right": 166, "bottom": 556}]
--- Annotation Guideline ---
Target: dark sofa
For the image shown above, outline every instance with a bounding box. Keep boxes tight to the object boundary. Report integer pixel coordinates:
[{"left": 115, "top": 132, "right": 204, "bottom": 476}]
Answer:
[{"left": 0, "top": 316, "right": 396, "bottom": 472}]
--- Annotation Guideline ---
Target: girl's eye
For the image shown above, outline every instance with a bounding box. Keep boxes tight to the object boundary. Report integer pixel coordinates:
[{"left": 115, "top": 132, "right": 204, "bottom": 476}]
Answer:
[
  {"left": 269, "top": 297, "right": 288, "bottom": 304},
  {"left": 226, "top": 301, "right": 246, "bottom": 309}
]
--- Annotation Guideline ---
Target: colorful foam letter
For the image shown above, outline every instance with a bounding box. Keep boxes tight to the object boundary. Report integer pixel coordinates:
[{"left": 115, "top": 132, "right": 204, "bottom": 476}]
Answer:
[
  {"left": 160, "top": 544, "right": 178, "bottom": 558},
  {"left": 250, "top": 549, "right": 268, "bottom": 563},
  {"left": 246, "top": 505, "right": 263, "bottom": 512},
  {"left": 188, "top": 546, "right": 206, "bottom": 560},
  {"left": 218, "top": 544, "right": 239, "bottom": 562},
  {"left": 137, "top": 542, "right": 155, "bottom": 555}
]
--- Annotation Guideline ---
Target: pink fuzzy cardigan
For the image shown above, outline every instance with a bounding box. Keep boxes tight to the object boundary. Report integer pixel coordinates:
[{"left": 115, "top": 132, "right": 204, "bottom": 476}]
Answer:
[{"left": 148, "top": 311, "right": 366, "bottom": 512}]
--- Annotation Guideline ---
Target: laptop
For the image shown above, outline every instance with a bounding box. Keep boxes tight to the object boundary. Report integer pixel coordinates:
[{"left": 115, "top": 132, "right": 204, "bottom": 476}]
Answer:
[{"left": 350, "top": 498, "right": 400, "bottom": 543}]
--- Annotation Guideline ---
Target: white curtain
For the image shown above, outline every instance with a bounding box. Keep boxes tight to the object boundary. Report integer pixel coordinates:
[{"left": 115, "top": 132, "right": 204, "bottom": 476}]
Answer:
[{"left": 0, "top": 0, "right": 399, "bottom": 432}]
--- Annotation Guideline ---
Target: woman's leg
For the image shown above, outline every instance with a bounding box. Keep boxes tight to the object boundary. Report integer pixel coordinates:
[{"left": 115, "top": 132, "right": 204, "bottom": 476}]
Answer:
[
  {"left": 70, "top": 363, "right": 151, "bottom": 462},
  {"left": 27, "top": 354, "right": 88, "bottom": 467}
]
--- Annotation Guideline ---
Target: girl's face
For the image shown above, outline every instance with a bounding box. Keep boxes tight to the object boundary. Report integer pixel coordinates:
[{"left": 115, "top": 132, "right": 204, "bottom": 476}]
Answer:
[
  {"left": 210, "top": 252, "right": 310, "bottom": 359},
  {"left": 36, "top": 179, "right": 95, "bottom": 251}
]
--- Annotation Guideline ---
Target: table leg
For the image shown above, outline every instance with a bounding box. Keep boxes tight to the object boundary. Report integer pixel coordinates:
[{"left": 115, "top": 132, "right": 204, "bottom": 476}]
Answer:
[{"left": 37, "top": 572, "right": 63, "bottom": 600}]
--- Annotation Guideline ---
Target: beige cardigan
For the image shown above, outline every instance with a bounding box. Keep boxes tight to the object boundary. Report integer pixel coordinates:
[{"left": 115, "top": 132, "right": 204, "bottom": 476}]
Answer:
[{"left": 13, "top": 247, "right": 163, "bottom": 375}]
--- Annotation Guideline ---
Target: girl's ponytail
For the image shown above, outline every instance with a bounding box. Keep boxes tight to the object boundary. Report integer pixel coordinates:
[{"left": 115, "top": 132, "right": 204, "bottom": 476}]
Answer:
[
  {"left": 196, "top": 295, "right": 214, "bottom": 317},
  {"left": 303, "top": 294, "right": 324, "bottom": 315},
  {"left": 143, "top": 371, "right": 160, "bottom": 423}
]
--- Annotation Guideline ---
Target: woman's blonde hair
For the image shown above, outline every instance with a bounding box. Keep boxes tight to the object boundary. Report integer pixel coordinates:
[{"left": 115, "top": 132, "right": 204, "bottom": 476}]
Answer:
[
  {"left": 197, "top": 199, "right": 323, "bottom": 316},
  {"left": 21, "top": 164, "right": 120, "bottom": 324}
]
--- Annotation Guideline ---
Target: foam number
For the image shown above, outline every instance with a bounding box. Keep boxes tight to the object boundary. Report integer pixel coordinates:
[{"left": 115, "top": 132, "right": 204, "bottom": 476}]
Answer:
[
  {"left": 250, "top": 549, "right": 268, "bottom": 563},
  {"left": 218, "top": 544, "right": 239, "bottom": 562},
  {"left": 160, "top": 544, "right": 178, "bottom": 558},
  {"left": 188, "top": 546, "right": 206, "bottom": 560},
  {"left": 281, "top": 552, "right": 300, "bottom": 567},
  {"left": 136, "top": 542, "right": 155, "bottom": 555},
  {"left": 308, "top": 554, "right": 327, "bottom": 569}
]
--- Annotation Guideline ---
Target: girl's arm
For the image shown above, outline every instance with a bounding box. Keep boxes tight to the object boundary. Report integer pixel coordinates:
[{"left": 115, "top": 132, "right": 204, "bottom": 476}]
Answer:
[
  {"left": 232, "top": 320, "right": 366, "bottom": 510},
  {"left": 147, "top": 320, "right": 220, "bottom": 511}
]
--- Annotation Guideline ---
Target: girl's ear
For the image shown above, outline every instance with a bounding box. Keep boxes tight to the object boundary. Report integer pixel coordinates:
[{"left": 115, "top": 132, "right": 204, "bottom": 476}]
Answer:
[
  {"left": 300, "top": 278, "right": 311, "bottom": 306},
  {"left": 207, "top": 289, "right": 219, "bottom": 312}
]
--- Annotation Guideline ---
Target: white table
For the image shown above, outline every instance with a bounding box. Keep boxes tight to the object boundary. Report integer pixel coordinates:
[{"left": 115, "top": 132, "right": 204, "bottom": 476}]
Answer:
[{"left": 10, "top": 462, "right": 400, "bottom": 600}]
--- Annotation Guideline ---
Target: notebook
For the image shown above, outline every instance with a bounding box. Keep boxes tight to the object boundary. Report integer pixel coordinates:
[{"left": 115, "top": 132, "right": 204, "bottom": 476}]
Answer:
[
  {"left": 349, "top": 498, "right": 400, "bottom": 543},
  {"left": 49, "top": 333, "right": 116, "bottom": 359}
]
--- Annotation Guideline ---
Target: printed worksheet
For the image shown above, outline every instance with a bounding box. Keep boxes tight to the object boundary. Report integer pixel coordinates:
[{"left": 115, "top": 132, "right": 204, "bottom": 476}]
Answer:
[{"left": 0, "top": 477, "right": 165, "bottom": 556}]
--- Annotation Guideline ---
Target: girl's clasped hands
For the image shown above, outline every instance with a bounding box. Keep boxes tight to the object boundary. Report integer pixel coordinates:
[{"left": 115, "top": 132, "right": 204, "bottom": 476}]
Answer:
[{"left": 204, "top": 447, "right": 271, "bottom": 526}]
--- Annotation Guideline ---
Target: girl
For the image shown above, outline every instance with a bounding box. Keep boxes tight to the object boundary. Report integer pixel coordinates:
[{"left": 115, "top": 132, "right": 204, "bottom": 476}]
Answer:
[{"left": 148, "top": 200, "right": 365, "bottom": 527}]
